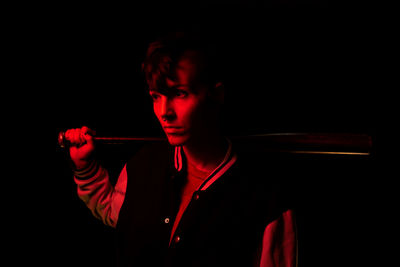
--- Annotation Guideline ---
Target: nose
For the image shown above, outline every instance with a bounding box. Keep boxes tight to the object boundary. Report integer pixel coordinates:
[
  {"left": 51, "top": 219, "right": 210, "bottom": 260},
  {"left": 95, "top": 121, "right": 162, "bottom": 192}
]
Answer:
[{"left": 160, "top": 96, "right": 175, "bottom": 121}]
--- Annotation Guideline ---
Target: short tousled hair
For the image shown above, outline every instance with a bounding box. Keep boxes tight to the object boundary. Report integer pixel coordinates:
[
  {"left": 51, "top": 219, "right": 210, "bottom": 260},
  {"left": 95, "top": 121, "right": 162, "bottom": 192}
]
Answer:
[{"left": 142, "top": 31, "right": 221, "bottom": 92}]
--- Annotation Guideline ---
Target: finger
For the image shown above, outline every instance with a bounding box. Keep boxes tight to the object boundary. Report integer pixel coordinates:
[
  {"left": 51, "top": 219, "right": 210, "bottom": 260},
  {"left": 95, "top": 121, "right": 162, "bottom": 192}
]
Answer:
[
  {"left": 78, "top": 128, "right": 87, "bottom": 145},
  {"left": 68, "top": 129, "right": 78, "bottom": 143},
  {"left": 81, "top": 126, "right": 95, "bottom": 144},
  {"left": 74, "top": 128, "right": 85, "bottom": 145},
  {"left": 81, "top": 126, "right": 96, "bottom": 136},
  {"left": 67, "top": 128, "right": 84, "bottom": 146},
  {"left": 64, "top": 129, "right": 73, "bottom": 141}
]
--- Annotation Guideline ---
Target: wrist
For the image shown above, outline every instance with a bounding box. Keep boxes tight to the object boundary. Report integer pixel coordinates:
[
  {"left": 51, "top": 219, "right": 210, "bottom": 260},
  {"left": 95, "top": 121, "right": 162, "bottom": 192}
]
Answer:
[
  {"left": 73, "top": 160, "right": 99, "bottom": 179},
  {"left": 74, "top": 159, "right": 92, "bottom": 171}
]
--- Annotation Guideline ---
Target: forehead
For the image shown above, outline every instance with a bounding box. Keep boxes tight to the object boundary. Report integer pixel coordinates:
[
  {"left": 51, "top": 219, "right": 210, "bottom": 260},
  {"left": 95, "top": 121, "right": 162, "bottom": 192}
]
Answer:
[
  {"left": 154, "top": 50, "right": 207, "bottom": 92},
  {"left": 167, "top": 52, "right": 200, "bottom": 87}
]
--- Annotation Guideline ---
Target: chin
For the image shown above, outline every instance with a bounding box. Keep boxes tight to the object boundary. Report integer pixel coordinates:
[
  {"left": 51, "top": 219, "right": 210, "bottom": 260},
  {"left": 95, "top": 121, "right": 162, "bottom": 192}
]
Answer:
[{"left": 166, "top": 134, "right": 189, "bottom": 147}]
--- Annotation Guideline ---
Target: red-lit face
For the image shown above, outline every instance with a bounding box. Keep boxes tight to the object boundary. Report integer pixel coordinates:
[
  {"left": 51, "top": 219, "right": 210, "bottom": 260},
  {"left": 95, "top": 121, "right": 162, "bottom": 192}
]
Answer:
[{"left": 150, "top": 53, "right": 220, "bottom": 146}]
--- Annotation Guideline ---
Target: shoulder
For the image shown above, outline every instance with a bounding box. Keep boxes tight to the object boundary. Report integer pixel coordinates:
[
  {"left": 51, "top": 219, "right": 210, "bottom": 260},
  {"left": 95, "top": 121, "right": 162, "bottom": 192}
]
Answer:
[
  {"left": 233, "top": 141, "right": 283, "bottom": 177},
  {"left": 232, "top": 141, "right": 296, "bottom": 210},
  {"left": 126, "top": 141, "right": 174, "bottom": 172}
]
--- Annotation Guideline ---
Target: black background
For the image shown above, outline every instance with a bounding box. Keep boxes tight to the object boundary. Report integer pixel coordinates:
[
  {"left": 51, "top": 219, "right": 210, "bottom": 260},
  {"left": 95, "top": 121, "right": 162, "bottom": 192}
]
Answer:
[
  {"left": 43, "top": 3, "right": 376, "bottom": 138},
  {"left": 17, "top": 2, "right": 382, "bottom": 266}
]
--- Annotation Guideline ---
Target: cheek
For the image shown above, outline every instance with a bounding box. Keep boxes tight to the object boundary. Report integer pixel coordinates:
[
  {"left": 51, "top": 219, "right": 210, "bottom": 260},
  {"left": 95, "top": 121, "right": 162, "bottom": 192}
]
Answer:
[
  {"left": 153, "top": 103, "right": 161, "bottom": 120},
  {"left": 152, "top": 103, "right": 157, "bottom": 116},
  {"left": 175, "top": 103, "right": 191, "bottom": 121},
  {"left": 178, "top": 101, "right": 206, "bottom": 127}
]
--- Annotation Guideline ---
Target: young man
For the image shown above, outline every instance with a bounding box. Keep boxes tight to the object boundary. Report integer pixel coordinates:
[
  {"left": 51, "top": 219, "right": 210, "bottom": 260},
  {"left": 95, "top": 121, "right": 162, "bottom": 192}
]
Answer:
[{"left": 65, "top": 32, "right": 297, "bottom": 267}]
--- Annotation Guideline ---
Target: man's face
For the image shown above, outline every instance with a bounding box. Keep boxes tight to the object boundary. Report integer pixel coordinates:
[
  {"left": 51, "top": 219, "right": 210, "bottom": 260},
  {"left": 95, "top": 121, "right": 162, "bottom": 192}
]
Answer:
[{"left": 149, "top": 52, "right": 218, "bottom": 146}]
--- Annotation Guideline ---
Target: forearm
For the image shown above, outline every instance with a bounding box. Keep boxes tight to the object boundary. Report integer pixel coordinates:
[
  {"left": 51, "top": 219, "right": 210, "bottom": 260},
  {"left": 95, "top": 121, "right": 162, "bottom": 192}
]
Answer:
[{"left": 74, "top": 161, "right": 122, "bottom": 228}]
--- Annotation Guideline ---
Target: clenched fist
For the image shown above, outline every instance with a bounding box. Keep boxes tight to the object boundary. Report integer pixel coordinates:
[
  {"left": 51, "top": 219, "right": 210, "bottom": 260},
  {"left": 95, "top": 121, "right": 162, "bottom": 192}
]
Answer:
[{"left": 64, "top": 126, "right": 96, "bottom": 170}]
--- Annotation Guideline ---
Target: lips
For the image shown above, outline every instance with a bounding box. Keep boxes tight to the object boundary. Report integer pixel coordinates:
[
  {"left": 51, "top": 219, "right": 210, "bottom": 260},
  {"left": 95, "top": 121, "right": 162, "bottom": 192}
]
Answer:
[{"left": 163, "top": 126, "right": 185, "bottom": 134}]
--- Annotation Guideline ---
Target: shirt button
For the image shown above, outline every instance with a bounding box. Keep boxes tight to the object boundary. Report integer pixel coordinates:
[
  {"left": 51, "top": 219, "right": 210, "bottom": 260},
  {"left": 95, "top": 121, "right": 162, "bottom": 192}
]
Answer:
[
  {"left": 164, "top": 218, "right": 170, "bottom": 224},
  {"left": 174, "top": 236, "right": 181, "bottom": 243},
  {"left": 193, "top": 192, "right": 200, "bottom": 200}
]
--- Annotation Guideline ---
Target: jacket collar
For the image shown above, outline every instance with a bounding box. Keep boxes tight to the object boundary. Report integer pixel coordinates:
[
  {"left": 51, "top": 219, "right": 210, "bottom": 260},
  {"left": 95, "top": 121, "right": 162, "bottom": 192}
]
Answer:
[{"left": 173, "top": 139, "right": 238, "bottom": 191}]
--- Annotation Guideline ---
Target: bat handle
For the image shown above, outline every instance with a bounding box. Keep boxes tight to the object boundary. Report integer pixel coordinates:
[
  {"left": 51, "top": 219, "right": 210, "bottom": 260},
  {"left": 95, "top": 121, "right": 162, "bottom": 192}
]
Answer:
[{"left": 58, "top": 131, "right": 67, "bottom": 148}]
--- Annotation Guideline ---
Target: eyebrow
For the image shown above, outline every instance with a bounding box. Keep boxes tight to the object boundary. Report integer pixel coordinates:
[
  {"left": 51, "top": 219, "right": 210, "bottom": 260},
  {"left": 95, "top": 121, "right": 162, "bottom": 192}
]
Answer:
[
  {"left": 149, "top": 84, "right": 190, "bottom": 93},
  {"left": 171, "top": 84, "right": 190, "bottom": 89}
]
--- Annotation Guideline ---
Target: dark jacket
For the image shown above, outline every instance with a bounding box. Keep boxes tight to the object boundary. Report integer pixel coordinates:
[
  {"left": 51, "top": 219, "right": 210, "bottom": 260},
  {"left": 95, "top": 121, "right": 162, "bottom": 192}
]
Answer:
[{"left": 115, "top": 142, "right": 292, "bottom": 267}]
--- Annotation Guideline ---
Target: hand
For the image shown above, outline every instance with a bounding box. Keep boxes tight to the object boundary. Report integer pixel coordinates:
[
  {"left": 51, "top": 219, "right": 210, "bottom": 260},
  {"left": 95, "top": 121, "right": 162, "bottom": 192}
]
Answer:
[{"left": 64, "top": 126, "right": 96, "bottom": 170}]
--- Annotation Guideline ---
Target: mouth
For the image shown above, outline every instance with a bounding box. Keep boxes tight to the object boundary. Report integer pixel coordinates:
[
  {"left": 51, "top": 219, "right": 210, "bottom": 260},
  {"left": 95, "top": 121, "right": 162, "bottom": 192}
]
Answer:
[{"left": 163, "top": 126, "right": 185, "bottom": 135}]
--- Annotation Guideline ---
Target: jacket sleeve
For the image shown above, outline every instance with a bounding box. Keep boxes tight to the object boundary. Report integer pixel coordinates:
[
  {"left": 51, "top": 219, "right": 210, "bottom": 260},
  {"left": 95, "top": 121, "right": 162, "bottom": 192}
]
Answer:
[
  {"left": 259, "top": 209, "right": 298, "bottom": 267},
  {"left": 73, "top": 160, "right": 127, "bottom": 228}
]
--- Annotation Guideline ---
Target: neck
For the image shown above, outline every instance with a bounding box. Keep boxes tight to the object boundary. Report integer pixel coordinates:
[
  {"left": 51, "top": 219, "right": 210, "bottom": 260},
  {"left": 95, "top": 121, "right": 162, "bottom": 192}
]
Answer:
[{"left": 183, "top": 132, "right": 228, "bottom": 174}]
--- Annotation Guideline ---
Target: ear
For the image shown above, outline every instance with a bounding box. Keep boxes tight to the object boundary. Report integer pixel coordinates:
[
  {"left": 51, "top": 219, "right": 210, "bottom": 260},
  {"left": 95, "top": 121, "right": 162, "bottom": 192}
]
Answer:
[{"left": 213, "top": 82, "right": 225, "bottom": 105}]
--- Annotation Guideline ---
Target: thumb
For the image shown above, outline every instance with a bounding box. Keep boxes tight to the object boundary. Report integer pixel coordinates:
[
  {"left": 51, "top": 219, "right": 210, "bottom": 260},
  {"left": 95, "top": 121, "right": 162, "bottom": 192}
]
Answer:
[{"left": 81, "top": 126, "right": 96, "bottom": 143}]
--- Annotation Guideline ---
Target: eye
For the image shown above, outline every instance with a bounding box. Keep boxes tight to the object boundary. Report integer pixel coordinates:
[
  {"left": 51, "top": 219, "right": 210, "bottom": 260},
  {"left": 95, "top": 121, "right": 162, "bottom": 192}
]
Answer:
[
  {"left": 150, "top": 92, "right": 160, "bottom": 102},
  {"left": 175, "top": 90, "right": 188, "bottom": 98}
]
